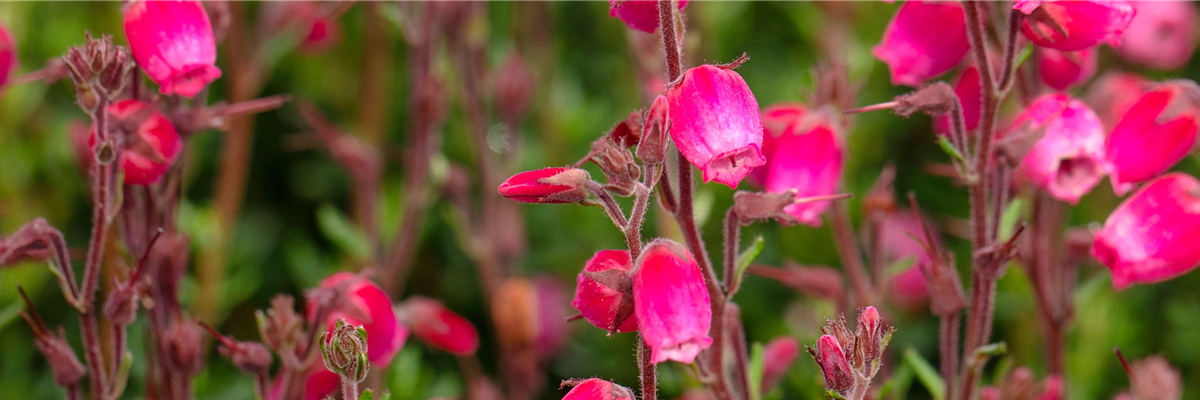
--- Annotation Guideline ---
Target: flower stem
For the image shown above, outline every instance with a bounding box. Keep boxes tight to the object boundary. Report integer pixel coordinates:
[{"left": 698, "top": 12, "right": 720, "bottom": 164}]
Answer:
[
  {"left": 80, "top": 95, "right": 114, "bottom": 400},
  {"left": 830, "top": 201, "right": 875, "bottom": 307}
]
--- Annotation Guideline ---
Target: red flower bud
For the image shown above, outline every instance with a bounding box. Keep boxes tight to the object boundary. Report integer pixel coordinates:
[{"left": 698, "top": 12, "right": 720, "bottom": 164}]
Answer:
[
  {"left": 1092, "top": 173, "right": 1200, "bottom": 289},
  {"left": 754, "top": 104, "right": 844, "bottom": 226},
  {"left": 608, "top": 0, "right": 689, "bottom": 34},
  {"left": 88, "top": 100, "right": 184, "bottom": 186},
  {"left": 1008, "top": 94, "right": 1107, "bottom": 203},
  {"left": 761, "top": 337, "right": 801, "bottom": 392},
  {"left": 633, "top": 239, "right": 713, "bottom": 364},
  {"left": 399, "top": 296, "right": 481, "bottom": 356},
  {"left": 1104, "top": 84, "right": 1199, "bottom": 195},
  {"left": 855, "top": 306, "right": 887, "bottom": 363},
  {"left": 562, "top": 378, "right": 635, "bottom": 400},
  {"left": 1039, "top": 47, "right": 1097, "bottom": 91},
  {"left": 808, "top": 334, "right": 854, "bottom": 396},
  {"left": 0, "top": 22, "right": 15, "bottom": 87},
  {"left": 499, "top": 167, "right": 591, "bottom": 204},
  {"left": 1115, "top": 1, "right": 1198, "bottom": 70},
  {"left": 666, "top": 64, "right": 767, "bottom": 188},
  {"left": 873, "top": 1, "right": 970, "bottom": 87},
  {"left": 123, "top": 0, "right": 222, "bottom": 97},
  {"left": 573, "top": 250, "right": 638, "bottom": 333},
  {"left": 1015, "top": 0, "right": 1135, "bottom": 51}
]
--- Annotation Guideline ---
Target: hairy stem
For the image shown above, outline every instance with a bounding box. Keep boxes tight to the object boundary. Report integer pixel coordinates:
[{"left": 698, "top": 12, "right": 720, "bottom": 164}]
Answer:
[
  {"left": 80, "top": 95, "right": 114, "bottom": 399},
  {"left": 940, "top": 313, "right": 961, "bottom": 399},
  {"left": 831, "top": 201, "right": 874, "bottom": 307},
  {"left": 638, "top": 337, "right": 658, "bottom": 400},
  {"left": 341, "top": 377, "right": 358, "bottom": 400}
]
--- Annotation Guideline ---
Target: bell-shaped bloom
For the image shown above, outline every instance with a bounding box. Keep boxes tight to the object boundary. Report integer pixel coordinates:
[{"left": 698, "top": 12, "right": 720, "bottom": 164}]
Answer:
[
  {"left": 1092, "top": 173, "right": 1200, "bottom": 289},
  {"left": 260, "top": 1, "right": 342, "bottom": 54},
  {"left": 498, "top": 167, "right": 591, "bottom": 204},
  {"left": 398, "top": 296, "right": 480, "bottom": 356},
  {"left": 1015, "top": 0, "right": 1135, "bottom": 51},
  {"left": 1085, "top": 72, "right": 1149, "bottom": 129},
  {"left": 305, "top": 273, "right": 408, "bottom": 400},
  {"left": 562, "top": 378, "right": 635, "bottom": 400},
  {"left": 873, "top": 1, "right": 970, "bottom": 87},
  {"left": 878, "top": 211, "right": 941, "bottom": 309},
  {"left": 1104, "top": 84, "right": 1200, "bottom": 195},
  {"left": 666, "top": 64, "right": 766, "bottom": 188},
  {"left": 87, "top": 100, "right": 184, "bottom": 186},
  {"left": 632, "top": 239, "right": 712, "bottom": 364},
  {"left": 1116, "top": 1, "right": 1198, "bottom": 70},
  {"left": 934, "top": 65, "right": 983, "bottom": 136},
  {"left": 753, "top": 104, "right": 844, "bottom": 226},
  {"left": 761, "top": 337, "right": 800, "bottom": 392},
  {"left": 0, "top": 22, "right": 15, "bottom": 87},
  {"left": 1039, "top": 47, "right": 1097, "bottom": 91},
  {"left": 1009, "top": 94, "right": 1107, "bottom": 203},
  {"left": 808, "top": 335, "right": 854, "bottom": 395},
  {"left": 123, "top": 0, "right": 222, "bottom": 97},
  {"left": 608, "top": 0, "right": 689, "bottom": 33},
  {"left": 573, "top": 250, "right": 638, "bottom": 333}
]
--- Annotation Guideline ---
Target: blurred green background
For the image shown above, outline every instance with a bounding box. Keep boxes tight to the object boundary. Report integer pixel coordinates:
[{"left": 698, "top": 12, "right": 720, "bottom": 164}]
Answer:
[{"left": 1, "top": 2, "right": 1199, "bottom": 399}]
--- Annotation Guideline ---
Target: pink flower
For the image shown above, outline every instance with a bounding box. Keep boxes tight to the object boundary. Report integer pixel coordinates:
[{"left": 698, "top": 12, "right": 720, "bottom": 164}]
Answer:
[
  {"left": 1015, "top": 0, "right": 1135, "bottom": 51},
  {"left": 1092, "top": 173, "right": 1200, "bottom": 289},
  {"left": 1038, "top": 375, "right": 1064, "bottom": 400},
  {"left": 1085, "top": 72, "right": 1150, "bottom": 130},
  {"left": 608, "top": 0, "right": 689, "bottom": 33},
  {"left": 573, "top": 250, "right": 638, "bottom": 333},
  {"left": 123, "top": 0, "right": 221, "bottom": 98},
  {"left": 305, "top": 273, "right": 407, "bottom": 400},
  {"left": 534, "top": 277, "right": 570, "bottom": 359},
  {"left": 666, "top": 64, "right": 766, "bottom": 188},
  {"left": 872, "top": 1, "right": 970, "bottom": 87},
  {"left": 934, "top": 65, "right": 983, "bottom": 136},
  {"left": 809, "top": 334, "right": 854, "bottom": 395},
  {"left": 632, "top": 239, "right": 712, "bottom": 364},
  {"left": 398, "top": 296, "right": 480, "bottom": 356},
  {"left": 1009, "top": 94, "right": 1107, "bottom": 203},
  {"left": 562, "top": 378, "right": 635, "bottom": 400},
  {"left": 878, "top": 211, "right": 941, "bottom": 309},
  {"left": 87, "top": 100, "right": 184, "bottom": 186},
  {"left": 761, "top": 337, "right": 800, "bottom": 392},
  {"left": 753, "top": 104, "right": 844, "bottom": 226},
  {"left": 1039, "top": 47, "right": 1097, "bottom": 91},
  {"left": 260, "top": 1, "right": 342, "bottom": 54},
  {"left": 1104, "top": 84, "right": 1200, "bottom": 195},
  {"left": 498, "top": 167, "right": 591, "bottom": 203},
  {"left": 0, "top": 22, "right": 15, "bottom": 87},
  {"left": 1116, "top": 1, "right": 1199, "bottom": 70}
]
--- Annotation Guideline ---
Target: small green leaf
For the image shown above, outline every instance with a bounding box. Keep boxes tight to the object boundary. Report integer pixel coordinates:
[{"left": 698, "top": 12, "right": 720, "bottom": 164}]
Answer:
[
  {"left": 748, "top": 342, "right": 765, "bottom": 400},
  {"left": 1012, "top": 44, "right": 1034, "bottom": 70},
  {"left": 317, "top": 203, "right": 372, "bottom": 261},
  {"left": 904, "top": 348, "right": 945, "bottom": 400},
  {"left": 937, "top": 136, "right": 967, "bottom": 164},
  {"left": 359, "top": 389, "right": 375, "bottom": 400},
  {"left": 998, "top": 199, "right": 1024, "bottom": 241},
  {"left": 735, "top": 236, "right": 766, "bottom": 278},
  {"left": 882, "top": 256, "right": 916, "bottom": 278}
]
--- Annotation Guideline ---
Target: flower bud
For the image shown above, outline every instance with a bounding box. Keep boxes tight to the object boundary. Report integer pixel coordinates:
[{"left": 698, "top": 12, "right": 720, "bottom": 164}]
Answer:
[
  {"left": 666, "top": 64, "right": 767, "bottom": 188},
  {"left": 855, "top": 306, "right": 890, "bottom": 367},
  {"left": 32, "top": 326, "right": 86, "bottom": 387},
  {"left": 164, "top": 319, "right": 205, "bottom": 374},
  {"left": 123, "top": 0, "right": 222, "bottom": 97},
  {"left": 308, "top": 273, "right": 406, "bottom": 377},
  {"left": 633, "top": 239, "right": 713, "bottom": 364},
  {"left": 589, "top": 137, "right": 641, "bottom": 196},
  {"left": 321, "top": 319, "right": 370, "bottom": 382},
  {"left": 561, "top": 378, "right": 635, "bottom": 400},
  {"left": 1008, "top": 94, "right": 1107, "bottom": 203},
  {"left": 88, "top": 100, "right": 184, "bottom": 186},
  {"left": 256, "top": 295, "right": 304, "bottom": 351},
  {"left": 761, "top": 337, "right": 800, "bottom": 392},
  {"left": 499, "top": 167, "right": 591, "bottom": 203},
  {"left": 226, "top": 341, "right": 273, "bottom": 376},
  {"left": 808, "top": 334, "right": 854, "bottom": 396},
  {"left": 753, "top": 105, "right": 844, "bottom": 226},
  {"left": 0, "top": 22, "right": 15, "bottom": 87},
  {"left": 873, "top": 1, "right": 970, "bottom": 87},
  {"left": 608, "top": 0, "right": 689, "bottom": 34},
  {"left": 103, "top": 283, "right": 139, "bottom": 326},
  {"left": 573, "top": 250, "right": 638, "bottom": 334},
  {"left": 399, "top": 296, "right": 480, "bottom": 356},
  {"left": 1104, "top": 83, "right": 1199, "bottom": 195},
  {"left": 62, "top": 34, "right": 134, "bottom": 112},
  {"left": 1015, "top": 0, "right": 1135, "bottom": 51},
  {"left": 1092, "top": 173, "right": 1200, "bottom": 289},
  {"left": 636, "top": 95, "right": 670, "bottom": 164},
  {"left": 1115, "top": 1, "right": 1198, "bottom": 70},
  {"left": 1039, "top": 47, "right": 1097, "bottom": 91}
]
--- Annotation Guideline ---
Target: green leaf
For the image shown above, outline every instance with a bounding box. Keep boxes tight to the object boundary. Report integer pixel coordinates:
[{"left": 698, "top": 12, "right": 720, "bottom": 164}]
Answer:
[
  {"left": 998, "top": 198, "right": 1024, "bottom": 241},
  {"left": 735, "top": 235, "right": 766, "bottom": 282},
  {"left": 904, "top": 348, "right": 945, "bottom": 400},
  {"left": 748, "top": 342, "right": 765, "bottom": 400},
  {"left": 878, "top": 363, "right": 913, "bottom": 400},
  {"left": 882, "top": 256, "right": 916, "bottom": 278},
  {"left": 937, "top": 136, "right": 967, "bottom": 164},
  {"left": 316, "top": 203, "right": 372, "bottom": 261},
  {"left": 1012, "top": 44, "right": 1034, "bottom": 70},
  {"left": 360, "top": 388, "right": 375, "bottom": 400}
]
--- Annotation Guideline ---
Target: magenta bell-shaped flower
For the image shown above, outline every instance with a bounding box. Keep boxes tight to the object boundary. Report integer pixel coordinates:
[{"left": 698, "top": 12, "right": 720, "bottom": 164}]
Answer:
[
  {"left": 1092, "top": 173, "right": 1200, "bottom": 289},
  {"left": 872, "top": 1, "right": 970, "bottom": 87},
  {"left": 632, "top": 239, "right": 712, "bottom": 364},
  {"left": 1104, "top": 83, "right": 1200, "bottom": 195},
  {"left": 1039, "top": 47, "right": 1097, "bottom": 91},
  {"left": 87, "top": 100, "right": 184, "bottom": 186},
  {"left": 608, "top": 0, "right": 689, "bottom": 33},
  {"left": 572, "top": 249, "right": 638, "bottom": 333},
  {"left": 562, "top": 378, "right": 635, "bottom": 400},
  {"left": 1116, "top": 1, "right": 1199, "bottom": 70},
  {"left": 397, "top": 296, "right": 481, "bottom": 356},
  {"left": 1009, "top": 94, "right": 1107, "bottom": 203},
  {"left": 1015, "top": 0, "right": 1135, "bottom": 51},
  {"left": 666, "top": 64, "right": 766, "bottom": 189},
  {"left": 0, "top": 22, "right": 14, "bottom": 87},
  {"left": 754, "top": 104, "right": 844, "bottom": 226},
  {"left": 123, "top": 0, "right": 222, "bottom": 98}
]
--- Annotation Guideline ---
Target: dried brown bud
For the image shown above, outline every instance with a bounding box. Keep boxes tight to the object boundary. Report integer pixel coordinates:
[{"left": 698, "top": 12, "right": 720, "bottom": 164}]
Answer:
[
  {"left": 893, "top": 82, "right": 956, "bottom": 118},
  {"left": 33, "top": 326, "right": 87, "bottom": 387},
  {"left": 636, "top": 95, "right": 670, "bottom": 165},
  {"left": 103, "top": 283, "right": 139, "bottom": 326},
  {"left": 733, "top": 190, "right": 799, "bottom": 225},
  {"left": 164, "top": 319, "right": 205, "bottom": 374},
  {"left": 924, "top": 253, "right": 967, "bottom": 316},
  {"left": 492, "top": 278, "right": 538, "bottom": 350},
  {"left": 588, "top": 136, "right": 640, "bottom": 196},
  {"left": 811, "top": 61, "right": 859, "bottom": 112},
  {"left": 610, "top": 111, "right": 643, "bottom": 148},
  {"left": 62, "top": 33, "right": 134, "bottom": 113}
]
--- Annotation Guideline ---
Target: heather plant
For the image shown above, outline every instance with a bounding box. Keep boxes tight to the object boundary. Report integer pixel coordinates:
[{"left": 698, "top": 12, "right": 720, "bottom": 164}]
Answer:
[{"left": 1, "top": 2, "right": 1199, "bottom": 400}]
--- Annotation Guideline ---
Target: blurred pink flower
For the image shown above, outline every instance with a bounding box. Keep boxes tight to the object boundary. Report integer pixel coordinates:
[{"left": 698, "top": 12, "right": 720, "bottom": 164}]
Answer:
[
  {"left": 1104, "top": 84, "right": 1199, "bottom": 195},
  {"left": 123, "top": 0, "right": 221, "bottom": 97},
  {"left": 1085, "top": 72, "right": 1150, "bottom": 130},
  {"left": 87, "top": 100, "right": 183, "bottom": 186},
  {"left": 398, "top": 296, "right": 480, "bottom": 356},
  {"left": 666, "top": 64, "right": 766, "bottom": 188},
  {"left": 753, "top": 104, "right": 844, "bottom": 226},
  {"left": 1015, "top": 0, "right": 1135, "bottom": 51},
  {"left": 1009, "top": 94, "right": 1107, "bottom": 203},
  {"left": 1038, "top": 375, "right": 1064, "bottom": 400},
  {"left": 1116, "top": 1, "right": 1199, "bottom": 70},
  {"left": 533, "top": 277, "right": 570, "bottom": 359},
  {"left": 934, "top": 65, "right": 983, "bottom": 136},
  {"left": 608, "top": 0, "right": 689, "bottom": 33},
  {"left": 1092, "top": 173, "right": 1200, "bottom": 289},
  {"left": 873, "top": 1, "right": 970, "bottom": 87},
  {"left": 573, "top": 249, "right": 638, "bottom": 333},
  {"left": 498, "top": 167, "right": 591, "bottom": 204},
  {"left": 1039, "top": 47, "right": 1097, "bottom": 91},
  {"left": 0, "top": 22, "right": 15, "bottom": 87},
  {"left": 305, "top": 273, "right": 407, "bottom": 400},
  {"left": 760, "top": 337, "right": 800, "bottom": 392},
  {"left": 259, "top": 1, "right": 342, "bottom": 54},
  {"left": 562, "top": 378, "right": 635, "bottom": 400},
  {"left": 633, "top": 239, "right": 712, "bottom": 364},
  {"left": 878, "top": 211, "right": 941, "bottom": 309}
]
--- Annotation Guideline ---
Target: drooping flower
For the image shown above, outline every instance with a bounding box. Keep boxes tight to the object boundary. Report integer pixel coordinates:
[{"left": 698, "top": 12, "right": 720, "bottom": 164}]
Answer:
[
  {"left": 872, "top": 1, "right": 970, "bottom": 87},
  {"left": 753, "top": 104, "right": 844, "bottom": 226},
  {"left": 1008, "top": 94, "right": 1107, "bottom": 203},
  {"left": 305, "top": 273, "right": 407, "bottom": 400},
  {"left": 1085, "top": 72, "right": 1150, "bottom": 130},
  {"left": 761, "top": 337, "right": 801, "bottom": 392},
  {"left": 666, "top": 64, "right": 766, "bottom": 188},
  {"left": 933, "top": 65, "right": 983, "bottom": 136},
  {"left": 632, "top": 239, "right": 712, "bottom": 364},
  {"left": 1116, "top": 1, "right": 1199, "bottom": 70},
  {"left": 1015, "top": 0, "right": 1136, "bottom": 51},
  {"left": 498, "top": 167, "right": 591, "bottom": 204},
  {"left": 1091, "top": 173, "right": 1200, "bottom": 289},
  {"left": 398, "top": 296, "right": 480, "bottom": 356},
  {"left": 1039, "top": 47, "right": 1097, "bottom": 91},
  {"left": 608, "top": 0, "right": 689, "bottom": 33},
  {"left": 0, "top": 22, "right": 15, "bottom": 87},
  {"left": 88, "top": 100, "right": 184, "bottom": 186},
  {"left": 561, "top": 378, "right": 635, "bottom": 400},
  {"left": 573, "top": 250, "right": 638, "bottom": 333},
  {"left": 1104, "top": 83, "right": 1200, "bottom": 195},
  {"left": 808, "top": 335, "right": 854, "bottom": 396},
  {"left": 123, "top": 0, "right": 222, "bottom": 97}
]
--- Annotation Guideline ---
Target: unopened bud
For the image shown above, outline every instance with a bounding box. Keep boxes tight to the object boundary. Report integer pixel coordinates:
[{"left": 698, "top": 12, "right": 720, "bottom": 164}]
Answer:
[
  {"left": 636, "top": 95, "right": 670, "bottom": 164},
  {"left": 164, "top": 319, "right": 205, "bottom": 374},
  {"left": 225, "top": 341, "right": 273, "bottom": 376},
  {"left": 561, "top": 378, "right": 635, "bottom": 400},
  {"left": 321, "top": 319, "right": 370, "bottom": 382},
  {"left": 103, "top": 283, "right": 139, "bottom": 326},
  {"left": 733, "top": 190, "right": 800, "bottom": 225},
  {"left": 808, "top": 335, "right": 854, "bottom": 396},
  {"left": 761, "top": 337, "right": 800, "bottom": 392},
  {"left": 498, "top": 167, "right": 590, "bottom": 204},
  {"left": 588, "top": 137, "right": 641, "bottom": 196}
]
